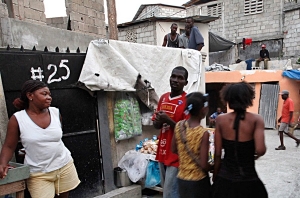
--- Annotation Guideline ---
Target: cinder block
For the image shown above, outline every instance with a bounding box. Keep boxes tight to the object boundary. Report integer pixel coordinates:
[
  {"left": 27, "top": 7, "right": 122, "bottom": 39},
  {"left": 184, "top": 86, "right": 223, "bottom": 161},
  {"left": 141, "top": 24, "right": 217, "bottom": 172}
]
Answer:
[
  {"left": 69, "top": 3, "right": 78, "bottom": 12},
  {"left": 29, "top": 0, "right": 45, "bottom": 12},
  {"left": 83, "top": 0, "right": 92, "bottom": 8},
  {"left": 142, "top": 37, "right": 149, "bottom": 42},
  {"left": 92, "top": 2, "right": 103, "bottom": 12},
  {"left": 94, "top": 18, "right": 102, "bottom": 27},
  {"left": 69, "top": 11, "right": 85, "bottom": 22},
  {"left": 87, "top": 8, "right": 97, "bottom": 18},
  {"left": 99, "top": 12, "right": 105, "bottom": 20},
  {"left": 40, "top": 12, "right": 46, "bottom": 22},
  {"left": 24, "top": 0, "right": 29, "bottom": 7},
  {"left": 25, "top": 18, "right": 46, "bottom": 25},
  {"left": 24, "top": 8, "right": 39, "bottom": 21},
  {"left": 50, "top": 17, "right": 66, "bottom": 24},
  {"left": 70, "top": 20, "right": 84, "bottom": 31},
  {"left": 0, "top": 3, "right": 9, "bottom": 18},
  {"left": 17, "top": 4, "right": 25, "bottom": 20},
  {"left": 77, "top": 5, "right": 85, "bottom": 14}
]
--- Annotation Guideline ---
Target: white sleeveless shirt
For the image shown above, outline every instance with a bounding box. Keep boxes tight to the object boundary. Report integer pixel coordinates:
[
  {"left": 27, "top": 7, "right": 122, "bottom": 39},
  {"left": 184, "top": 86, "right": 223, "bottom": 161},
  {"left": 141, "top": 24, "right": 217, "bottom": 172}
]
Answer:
[{"left": 14, "top": 107, "right": 72, "bottom": 173}]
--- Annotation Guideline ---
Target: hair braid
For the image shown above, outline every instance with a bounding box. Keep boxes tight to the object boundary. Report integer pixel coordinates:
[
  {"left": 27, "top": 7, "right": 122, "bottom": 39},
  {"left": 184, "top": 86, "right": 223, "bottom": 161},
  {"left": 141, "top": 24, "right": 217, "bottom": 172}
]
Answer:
[{"left": 13, "top": 80, "right": 48, "bottom": 110}]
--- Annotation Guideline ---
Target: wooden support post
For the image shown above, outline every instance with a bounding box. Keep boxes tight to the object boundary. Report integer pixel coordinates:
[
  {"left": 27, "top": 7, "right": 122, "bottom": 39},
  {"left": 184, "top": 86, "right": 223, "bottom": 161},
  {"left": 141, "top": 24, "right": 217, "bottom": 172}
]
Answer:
[
  {"left": 106, "top": 0, "right": 118, "bottom": 40},
  {"left": 97, "top": 91, "right": 116, "bottom": 193}
]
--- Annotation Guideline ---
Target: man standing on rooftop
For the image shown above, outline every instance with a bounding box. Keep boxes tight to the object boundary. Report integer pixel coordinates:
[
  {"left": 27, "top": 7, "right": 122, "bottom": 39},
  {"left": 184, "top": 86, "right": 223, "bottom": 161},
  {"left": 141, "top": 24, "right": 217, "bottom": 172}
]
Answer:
[{"left": 186, "top": 17, "right": 204, "bottom": 51}]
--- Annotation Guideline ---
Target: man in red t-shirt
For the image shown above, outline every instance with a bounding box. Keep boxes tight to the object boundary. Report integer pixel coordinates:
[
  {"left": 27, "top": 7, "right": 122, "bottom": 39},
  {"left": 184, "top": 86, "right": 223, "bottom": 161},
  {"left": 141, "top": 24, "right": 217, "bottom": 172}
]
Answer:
[
  {"left": 275, "top": 90, "right": 300, "bottom": 150},
  {"left": 152, "top": 66, "right": 188, "bottom": 198}
]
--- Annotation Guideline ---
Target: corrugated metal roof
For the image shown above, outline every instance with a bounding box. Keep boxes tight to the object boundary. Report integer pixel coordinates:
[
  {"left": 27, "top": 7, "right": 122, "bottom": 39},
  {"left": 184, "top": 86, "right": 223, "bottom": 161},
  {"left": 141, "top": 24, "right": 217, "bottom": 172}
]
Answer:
[
  {"left": 118, "top": 15, "right": 219, "bottom": 28},
  {"left": 183, "top": 0, "right": 216, "bottom": 7}
]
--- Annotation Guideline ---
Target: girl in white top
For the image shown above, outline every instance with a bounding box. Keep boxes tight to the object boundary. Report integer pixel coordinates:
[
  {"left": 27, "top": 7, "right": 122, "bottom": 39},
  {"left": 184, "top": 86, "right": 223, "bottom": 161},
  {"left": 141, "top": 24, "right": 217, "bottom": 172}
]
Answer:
[{"left": 0, "top": 80, "right": 80, "bottom": 198}]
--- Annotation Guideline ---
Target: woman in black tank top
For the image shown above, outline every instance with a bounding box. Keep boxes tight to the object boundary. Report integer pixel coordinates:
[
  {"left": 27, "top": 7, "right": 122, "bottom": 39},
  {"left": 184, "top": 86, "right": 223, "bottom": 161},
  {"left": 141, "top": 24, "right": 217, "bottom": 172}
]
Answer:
[{"left": 212, "top": 82, "right": 268, "bottom": 198}]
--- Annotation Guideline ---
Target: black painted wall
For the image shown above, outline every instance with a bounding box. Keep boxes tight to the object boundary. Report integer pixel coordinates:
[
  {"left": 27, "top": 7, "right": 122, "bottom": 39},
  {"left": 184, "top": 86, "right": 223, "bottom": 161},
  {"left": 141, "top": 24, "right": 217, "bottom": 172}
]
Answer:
[{"left": 0, "top": 51, "right": 104, "bottom": 197}]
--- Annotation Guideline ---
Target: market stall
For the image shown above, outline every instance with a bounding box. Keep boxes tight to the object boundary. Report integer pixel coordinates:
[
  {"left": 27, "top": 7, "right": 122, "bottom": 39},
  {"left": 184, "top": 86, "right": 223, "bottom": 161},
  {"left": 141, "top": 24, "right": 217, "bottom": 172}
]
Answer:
[{"left": 78, "top": 39, "right": 205, "bottom": 193}]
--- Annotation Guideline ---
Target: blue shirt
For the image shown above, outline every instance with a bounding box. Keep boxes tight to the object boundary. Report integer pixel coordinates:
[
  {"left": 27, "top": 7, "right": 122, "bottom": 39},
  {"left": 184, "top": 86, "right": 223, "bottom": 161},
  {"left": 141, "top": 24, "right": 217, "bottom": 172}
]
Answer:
[
  {"left": 188, "top": 26, "right": 204, "bottom": 50},
  {"left": 210, "top": 112, "right": 223, "bottom": 119}
]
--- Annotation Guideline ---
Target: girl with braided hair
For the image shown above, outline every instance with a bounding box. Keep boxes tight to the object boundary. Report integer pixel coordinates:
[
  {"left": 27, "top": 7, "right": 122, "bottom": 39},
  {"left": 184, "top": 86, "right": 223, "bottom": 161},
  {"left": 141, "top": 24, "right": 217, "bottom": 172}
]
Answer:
[
  {"left": 0, "top": 80, "right": 80, "bottom": 198},
  {"left": 212, "top": 82, "right": 268, "bottom": 198},
  {"left": 171, "top": 92, "right": 212, "bottom": 198}
]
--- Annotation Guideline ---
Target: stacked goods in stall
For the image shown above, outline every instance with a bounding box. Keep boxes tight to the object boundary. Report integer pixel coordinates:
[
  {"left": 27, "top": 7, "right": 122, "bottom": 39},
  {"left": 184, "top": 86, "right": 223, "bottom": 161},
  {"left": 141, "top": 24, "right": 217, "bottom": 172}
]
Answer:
[
  {"left": 114, "top": 93, "right": 142, "bottom": 141},
  {"left": 136, "top": 136, "right": 159, "bottom": 155}
]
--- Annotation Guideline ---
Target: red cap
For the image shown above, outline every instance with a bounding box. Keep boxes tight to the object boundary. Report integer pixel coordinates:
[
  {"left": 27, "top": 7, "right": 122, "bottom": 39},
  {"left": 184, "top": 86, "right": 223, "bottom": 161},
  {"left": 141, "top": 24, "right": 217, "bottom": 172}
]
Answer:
[{"left": 262, "top": 44, "right": 266, "bottom": 48}]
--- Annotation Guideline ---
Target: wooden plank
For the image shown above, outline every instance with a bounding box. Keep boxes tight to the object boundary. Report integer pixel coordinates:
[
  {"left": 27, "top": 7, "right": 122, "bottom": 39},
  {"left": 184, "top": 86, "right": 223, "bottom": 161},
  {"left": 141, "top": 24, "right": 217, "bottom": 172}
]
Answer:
[
  {"left": 16, "top": 190, "right": 24, "bottom": 198},
  {"left": 107, "top": 92, "right": 117, "bottom": 167},
  {"left": 97, "top": 91, "right": 116, "bottom": 193},
  {"left": 0, "top": 180, "right": 25, "bottom": 196}
]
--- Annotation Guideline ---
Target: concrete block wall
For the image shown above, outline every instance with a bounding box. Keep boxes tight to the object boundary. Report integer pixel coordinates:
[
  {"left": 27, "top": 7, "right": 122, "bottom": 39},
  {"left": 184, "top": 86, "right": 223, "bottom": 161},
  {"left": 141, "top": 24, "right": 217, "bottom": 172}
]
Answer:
[
  {"left": 187, "top": 0, "right": 283, "bottom": 42},
  {"left": 66, "top": 0, "right": 106, "bottom": 37},
  {"left": 11, "top": 0, "right": 46, "bottom": 24},
  {"left": 0, "top": 17, "right": 98, "bottom": 52},
  {"left": 136, "top": 5, "right": 186, "bottom": 21},
  {"left": 0, "top": 3, "right": 9, "bottom": 18},
  {"left": 118, "top": 22, "right": 156, "bottom": 45},
  {"left": 136, "top": 5, "right": 159, "bottom": 20},
  {"left": 283, "top": 2, "right": 300, "bottom": 58},
  {"left": 158, "top": 6, "right": 186, "bottom": 18},
  {"left": 46, "top": 17, "right": 68, "bottom": 29}
]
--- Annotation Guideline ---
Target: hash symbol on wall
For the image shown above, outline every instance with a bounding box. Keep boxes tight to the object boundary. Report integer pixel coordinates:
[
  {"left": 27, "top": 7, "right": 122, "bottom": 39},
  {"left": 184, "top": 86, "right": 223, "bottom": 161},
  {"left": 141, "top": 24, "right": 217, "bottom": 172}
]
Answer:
[{"left": 31, "top": 67, "right": 44, "bottom": 81}]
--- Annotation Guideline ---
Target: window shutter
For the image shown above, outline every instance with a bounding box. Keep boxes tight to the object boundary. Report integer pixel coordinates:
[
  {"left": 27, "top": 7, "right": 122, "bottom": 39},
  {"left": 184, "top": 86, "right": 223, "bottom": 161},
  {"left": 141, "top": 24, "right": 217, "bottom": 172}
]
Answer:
[{"left": 244, "top": 0, "right": 263, "bottom": 15}]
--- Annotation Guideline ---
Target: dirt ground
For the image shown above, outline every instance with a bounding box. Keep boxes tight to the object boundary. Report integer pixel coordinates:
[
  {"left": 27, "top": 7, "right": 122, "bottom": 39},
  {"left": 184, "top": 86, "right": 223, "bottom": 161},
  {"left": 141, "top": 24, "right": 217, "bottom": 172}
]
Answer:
[{"left": 143, "top": 129, "right": 300, "bottom": 198}]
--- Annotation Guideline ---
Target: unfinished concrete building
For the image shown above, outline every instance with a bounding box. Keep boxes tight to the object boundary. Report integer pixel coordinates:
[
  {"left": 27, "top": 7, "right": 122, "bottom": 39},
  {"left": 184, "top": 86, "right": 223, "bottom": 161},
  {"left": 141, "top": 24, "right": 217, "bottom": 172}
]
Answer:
[{"left": 0, "top": 0, "right": 106, "bottom": 52}]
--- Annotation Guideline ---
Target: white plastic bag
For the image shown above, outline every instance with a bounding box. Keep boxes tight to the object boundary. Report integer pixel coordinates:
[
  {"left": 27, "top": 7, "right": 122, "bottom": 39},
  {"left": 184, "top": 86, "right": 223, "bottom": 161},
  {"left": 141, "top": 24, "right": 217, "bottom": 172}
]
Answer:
[{"left": 118, "top": 150, "right": 149, "bottom": 182}]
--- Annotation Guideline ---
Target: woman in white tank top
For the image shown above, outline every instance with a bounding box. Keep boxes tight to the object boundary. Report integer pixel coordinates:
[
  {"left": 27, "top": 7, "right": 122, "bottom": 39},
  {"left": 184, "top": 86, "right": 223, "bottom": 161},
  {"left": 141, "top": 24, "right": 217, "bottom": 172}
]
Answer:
[{"left": 0, "top": 80, "right": 80, "bottom": 198}]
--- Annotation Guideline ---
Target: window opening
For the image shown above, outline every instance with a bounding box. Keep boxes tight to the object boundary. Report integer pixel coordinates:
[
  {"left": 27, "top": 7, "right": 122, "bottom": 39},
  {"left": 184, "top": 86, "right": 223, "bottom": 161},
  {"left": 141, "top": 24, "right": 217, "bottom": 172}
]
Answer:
[{"left": 244, "top": 0, "right": 263, "bottom": 15}]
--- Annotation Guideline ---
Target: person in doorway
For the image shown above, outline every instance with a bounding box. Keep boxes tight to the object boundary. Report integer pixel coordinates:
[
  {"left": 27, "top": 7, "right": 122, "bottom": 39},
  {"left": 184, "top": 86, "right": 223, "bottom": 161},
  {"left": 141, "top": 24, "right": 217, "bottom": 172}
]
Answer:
[
  {"left": 152, "top": 66, "right": 188, "bottom": 198},
  {"left": 275, "top": 90, "right": 300, "bottom": 150},
  {"left": 171, "top": 92, "right": 212, "bottom": 198},
  {"left": 212, "top": 82, "right": 268, "bottom": 198},
  {"left": 0, "top": 80, "right": 80, "bottom": 198},
  {"left": 209, "top": 107, "right": 223, "bottom": 128},
  {"left": 162, "top": 23, "right": 180, "bottom": 48},
  {"left": 186, "top": 17, "right": 204, "bottom": 51},
  {"left": 255, "top": 44, "right": 270, "bottom": 69},
  {"left": 179, "top": 24, "right": 190, "bottom": 49}
]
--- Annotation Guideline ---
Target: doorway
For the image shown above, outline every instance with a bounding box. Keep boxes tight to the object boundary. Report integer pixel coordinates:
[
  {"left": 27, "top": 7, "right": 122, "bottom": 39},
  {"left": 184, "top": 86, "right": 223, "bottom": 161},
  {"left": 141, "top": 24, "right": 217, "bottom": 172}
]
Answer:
[
  {"left": 206, "top": 83, "right": 226, "bottom": 126},
  {"left": 258, "top": 83, "right": 279, "bottom": 129}
]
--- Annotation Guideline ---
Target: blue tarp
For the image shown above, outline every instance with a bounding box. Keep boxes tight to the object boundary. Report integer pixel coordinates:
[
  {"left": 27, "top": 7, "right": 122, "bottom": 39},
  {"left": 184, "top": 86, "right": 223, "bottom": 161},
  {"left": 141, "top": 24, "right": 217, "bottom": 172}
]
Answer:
[{"left": 282, "top": 69, "right": 300, "bottom": 80}]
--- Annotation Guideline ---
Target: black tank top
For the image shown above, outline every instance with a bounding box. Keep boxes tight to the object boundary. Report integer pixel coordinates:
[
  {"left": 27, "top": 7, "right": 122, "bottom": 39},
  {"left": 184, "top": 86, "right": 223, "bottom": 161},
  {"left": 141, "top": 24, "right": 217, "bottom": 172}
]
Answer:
[
  {"left": 219, "top": 111, "right": 259, "bottom": 181},
  {"left": 167, "top": 33, "right": 179, "bottom": 48}
]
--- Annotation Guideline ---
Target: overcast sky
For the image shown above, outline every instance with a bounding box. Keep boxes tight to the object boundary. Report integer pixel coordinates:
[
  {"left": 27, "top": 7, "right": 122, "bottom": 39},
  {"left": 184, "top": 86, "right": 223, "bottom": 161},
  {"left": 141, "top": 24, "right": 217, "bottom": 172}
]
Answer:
[{"left": 44, "top": 0, "right": 187, "bottom": 24}]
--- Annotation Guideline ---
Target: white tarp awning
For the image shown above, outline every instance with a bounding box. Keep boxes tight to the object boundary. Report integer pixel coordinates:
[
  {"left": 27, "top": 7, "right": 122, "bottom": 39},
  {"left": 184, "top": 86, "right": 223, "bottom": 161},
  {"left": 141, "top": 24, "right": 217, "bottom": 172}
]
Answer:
[{"left": 79, "top": 39, "right": 203, "bottom": 100}]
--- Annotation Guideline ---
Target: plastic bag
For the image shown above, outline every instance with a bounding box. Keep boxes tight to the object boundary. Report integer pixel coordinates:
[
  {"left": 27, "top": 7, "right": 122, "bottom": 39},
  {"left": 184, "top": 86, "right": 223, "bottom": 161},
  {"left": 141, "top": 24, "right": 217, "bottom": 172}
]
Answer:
[
  {"left": 118, "top": 150, "right": 149, "bottom": 182},
  {"left": 145, "top": 160, "right": 161, "bottom": 188},
  {"left": 207, "top": 129, "right": 215, "bottom": 165},
  {"left": 114, "top": 92, "right": 142, "bottom": 141}
]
